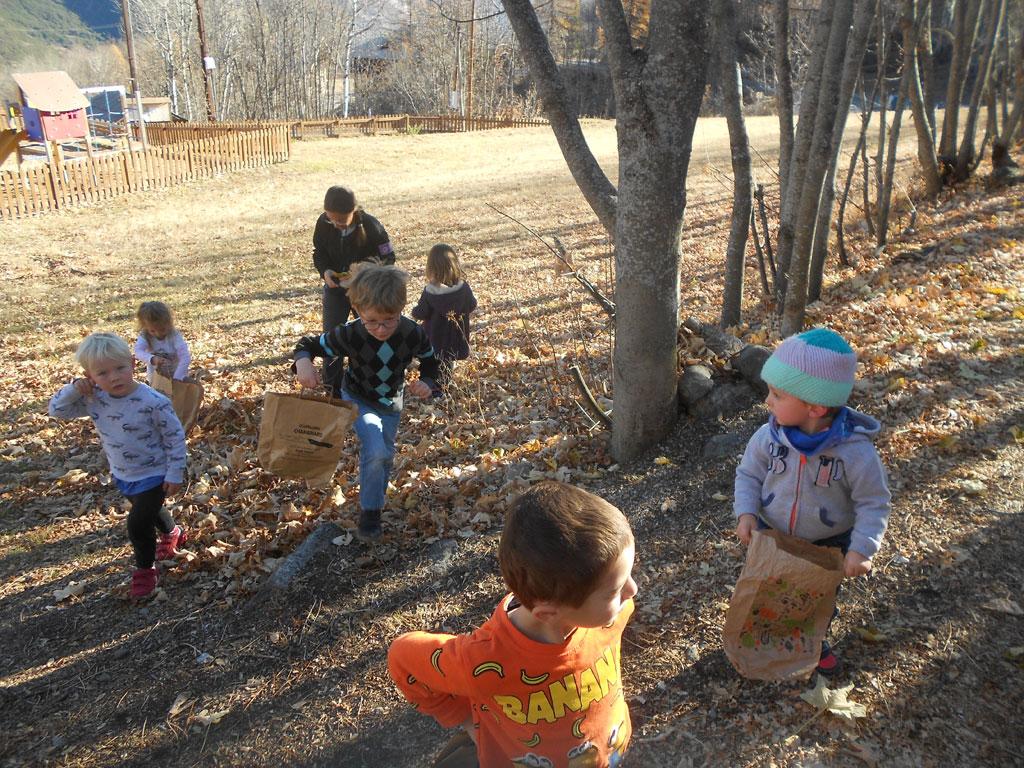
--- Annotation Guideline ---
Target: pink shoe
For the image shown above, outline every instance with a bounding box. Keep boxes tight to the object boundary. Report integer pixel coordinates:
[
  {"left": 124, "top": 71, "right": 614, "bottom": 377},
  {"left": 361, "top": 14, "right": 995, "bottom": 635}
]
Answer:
[
  {"left": 156, "top": 525, "right": 187, "bottom": 561},
  {"left": 130, "top": 567, "right": 158, "bottom": 600}
]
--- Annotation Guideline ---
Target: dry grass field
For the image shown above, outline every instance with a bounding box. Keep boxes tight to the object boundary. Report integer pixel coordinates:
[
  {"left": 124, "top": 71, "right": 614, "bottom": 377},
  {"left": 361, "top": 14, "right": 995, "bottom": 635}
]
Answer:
[{"left": 1, "top": 117, "right": 1021, "bottom": 768}]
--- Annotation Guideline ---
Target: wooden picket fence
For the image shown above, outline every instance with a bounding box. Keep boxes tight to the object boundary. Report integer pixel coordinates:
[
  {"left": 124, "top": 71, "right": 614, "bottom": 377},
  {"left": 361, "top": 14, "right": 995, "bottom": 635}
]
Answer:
[
  {"left": 0, "top": 124, "right": 290, "bottom": 220},
  {"left": 139, "top": 114, "right": 549, "bottom": 144},
  {"left": 287, "top": 114, "right": 549, "bottom": 139}
]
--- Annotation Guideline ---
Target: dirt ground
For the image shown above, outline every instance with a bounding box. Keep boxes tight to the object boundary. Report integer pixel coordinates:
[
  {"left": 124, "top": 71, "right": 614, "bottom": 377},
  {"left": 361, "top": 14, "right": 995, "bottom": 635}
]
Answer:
[{"left": 1, "top": 117, "right": 1022, "bottom": 768}]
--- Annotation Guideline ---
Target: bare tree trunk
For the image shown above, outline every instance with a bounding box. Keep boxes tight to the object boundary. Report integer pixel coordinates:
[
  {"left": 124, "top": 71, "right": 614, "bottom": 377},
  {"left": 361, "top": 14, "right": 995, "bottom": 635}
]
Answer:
[
  {"left": 750, "top": 207, "right": 772, "bottom": 299},
  {"left": 504, "top": 0, "right": 619, "bottom": 235},
  {"left": 918, "top": 0, "right": 937, "bottom": 141},
  {"left": 938, "top": 0, "right": 982, "bottom": 160},
  {"left": 775, "top": 0, "right": 836, "bottom": 305},
  {"left": 505, "top": 0, "right": 712, "bottom": 461},
  {"left": 775, "top": 0, "right": 794, "bottom": 205},
  {"left": 715, "top": 0, "right": 753, "bottom": 328},
  {"left": 904, "top": 0, "right": 942, "bottom": 195},
  {"left": 605, "top": 0, "right": 711, "bottom": 459},
  {"left": 877, "top": 22, "right": 916, "bottom": 246},
  {"left": 837, "top": 128, "right": 865, "bottom": 267},
  {"left": 779, "top": 0, "right": 857, "bottom": 336},
  {"left": 806, "top": 0, "right": 876, "bottom": 304},
  {"left": 1003, "top": 30, "right": 1024, "bottom": 140},
  {"left": 873, "top": 0, "right": 888, "bottom": 237},
  {"left": 954, "top": 0, "right": 1007, "bottom": 181},
  {"left": 755, "top": 184, "right": 777, "bottom": 287}
]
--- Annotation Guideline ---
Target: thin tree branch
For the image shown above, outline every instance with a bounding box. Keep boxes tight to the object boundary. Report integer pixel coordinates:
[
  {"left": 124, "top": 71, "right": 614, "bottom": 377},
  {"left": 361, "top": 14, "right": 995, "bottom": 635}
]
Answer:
[
  {"left": 486, "top": 203, "right": 617, "bottom": 317},
  {"left": 570, "top": 364, "right": 613, "bottom": 428}
]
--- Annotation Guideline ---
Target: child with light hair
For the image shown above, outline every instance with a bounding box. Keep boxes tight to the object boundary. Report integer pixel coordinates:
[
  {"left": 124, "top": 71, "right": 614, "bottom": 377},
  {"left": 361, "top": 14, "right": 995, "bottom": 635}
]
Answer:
[
  {"left": 411, "top": 243, "right": 477, "bottom": 398},
  {"left": 388, "top": 480, "right": 638, "bottom": 767},
  {"left": 134, "top": 301, "right": 191, "bottom": 382},
  {"left": 49, "top": 332, "right": 188, "bottom": 600}
]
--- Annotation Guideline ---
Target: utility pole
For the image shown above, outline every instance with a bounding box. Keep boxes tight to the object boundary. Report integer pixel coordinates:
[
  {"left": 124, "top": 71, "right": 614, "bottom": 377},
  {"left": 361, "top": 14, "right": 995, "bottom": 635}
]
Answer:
[
  {"left": 195, "top": 0, "right": 217, "bottom": 121},
  {"left": 121, "top": 0, "right": 148, "bottom": 148},
  {"left": 465, "top": 0, "right": 476, "bottom": 129}
]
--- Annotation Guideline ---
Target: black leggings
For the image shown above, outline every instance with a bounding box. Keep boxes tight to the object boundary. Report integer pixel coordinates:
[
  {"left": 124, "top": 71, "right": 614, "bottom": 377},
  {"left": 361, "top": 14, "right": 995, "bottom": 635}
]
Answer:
[
  {"left": 323, "top": 286, "right": 355, "bottom": 392},
  {"left": 126, "top": 485, "right": 175, "bottom": 568}
]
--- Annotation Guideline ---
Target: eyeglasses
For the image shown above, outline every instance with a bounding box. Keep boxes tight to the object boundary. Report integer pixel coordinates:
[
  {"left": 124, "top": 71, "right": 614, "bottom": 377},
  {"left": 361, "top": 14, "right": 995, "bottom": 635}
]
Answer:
[{"left": 362, "top": 317, "right": 400, "bottom": 331}]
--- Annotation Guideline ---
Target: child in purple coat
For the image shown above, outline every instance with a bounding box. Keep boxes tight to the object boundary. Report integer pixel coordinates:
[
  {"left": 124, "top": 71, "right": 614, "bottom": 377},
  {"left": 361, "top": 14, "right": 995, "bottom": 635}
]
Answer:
[{"left": 411, "top": 244, "right": 477, "bottom": 398}]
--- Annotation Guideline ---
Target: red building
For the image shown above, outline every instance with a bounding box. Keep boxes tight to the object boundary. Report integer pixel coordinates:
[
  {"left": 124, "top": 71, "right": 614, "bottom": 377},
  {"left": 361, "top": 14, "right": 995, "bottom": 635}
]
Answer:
[{"left": 12, "top": 71, "right": 89, "bottom": 142}]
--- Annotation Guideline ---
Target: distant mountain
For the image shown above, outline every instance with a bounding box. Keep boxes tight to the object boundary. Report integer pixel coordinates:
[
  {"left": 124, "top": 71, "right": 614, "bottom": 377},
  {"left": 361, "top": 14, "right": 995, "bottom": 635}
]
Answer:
[
  {"left": 63, "top": 0, "right": 122, "bottom": 38},
  {"left": 0, "top": 0, "right": 120, "bottom": 64}
]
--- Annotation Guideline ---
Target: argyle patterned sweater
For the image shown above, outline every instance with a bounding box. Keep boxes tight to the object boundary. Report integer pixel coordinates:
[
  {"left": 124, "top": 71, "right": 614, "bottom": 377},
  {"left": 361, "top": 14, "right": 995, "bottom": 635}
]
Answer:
[{"left": 294, "top": 316, "right": 438, "bottom": 412}]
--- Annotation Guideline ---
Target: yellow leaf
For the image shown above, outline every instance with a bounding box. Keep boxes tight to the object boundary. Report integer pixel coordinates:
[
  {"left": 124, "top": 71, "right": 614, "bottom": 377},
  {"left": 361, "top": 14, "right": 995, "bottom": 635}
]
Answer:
[
  {"left": 800, "top": 676, "right": 867, "bottom": 721},
  {"left": 654, "top": 456, "right": 672, "bottom": 466},
  {"left": 854, "top": 626, "right": 888, "bottom": 643},
  {"left": 54, "top": 582, "right": 85, "bottom": 602},
  {"left": 886, "top": 377, "right": 907, "bottom": 392},
  {"left": 1010, "top": 426, "right": 1024, "bottom": 444}
]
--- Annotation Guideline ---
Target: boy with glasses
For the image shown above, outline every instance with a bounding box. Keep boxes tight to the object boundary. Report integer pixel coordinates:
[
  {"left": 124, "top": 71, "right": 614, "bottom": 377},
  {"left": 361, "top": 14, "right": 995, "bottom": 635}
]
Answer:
[{"left": 294, "top": 263, "right": 438, "bottom": 541}]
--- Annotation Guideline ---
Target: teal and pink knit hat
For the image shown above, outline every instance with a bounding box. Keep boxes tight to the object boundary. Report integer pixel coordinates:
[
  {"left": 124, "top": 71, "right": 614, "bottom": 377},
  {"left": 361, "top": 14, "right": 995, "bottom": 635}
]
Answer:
[{"left": 760, "top": 328, "right": 857, "bottom": 406}]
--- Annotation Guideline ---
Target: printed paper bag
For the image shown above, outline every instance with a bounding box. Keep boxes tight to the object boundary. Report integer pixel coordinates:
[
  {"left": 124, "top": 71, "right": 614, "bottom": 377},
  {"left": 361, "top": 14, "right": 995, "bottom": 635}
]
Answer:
[
  {"left": 723, "top": 528, "right": 844, "bottom": 681},
  {"left": 257, "top": 391, "right": 356, "bottom": 487},
  {"left": 152, "top": 371, "right": 204, "bottom": 434}
]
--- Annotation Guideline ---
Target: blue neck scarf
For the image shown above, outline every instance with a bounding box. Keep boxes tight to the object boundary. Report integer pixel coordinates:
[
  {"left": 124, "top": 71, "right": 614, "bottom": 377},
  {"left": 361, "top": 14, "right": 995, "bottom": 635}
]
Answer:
[{"left": 783, "top": 407, "right": 849, "bottom": 456}]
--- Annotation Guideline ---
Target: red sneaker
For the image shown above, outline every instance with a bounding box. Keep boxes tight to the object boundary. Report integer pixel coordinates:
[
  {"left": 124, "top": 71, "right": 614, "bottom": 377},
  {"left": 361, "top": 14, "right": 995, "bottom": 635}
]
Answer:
[
  {"left": 156, "top": 525, "right": 187, "bottom": 561},
  {"left": 130, "top": 567, "right": 158, "bottom": 600},
  {"left": 817, "top": 647, "right": 843, "bottom": 677}
]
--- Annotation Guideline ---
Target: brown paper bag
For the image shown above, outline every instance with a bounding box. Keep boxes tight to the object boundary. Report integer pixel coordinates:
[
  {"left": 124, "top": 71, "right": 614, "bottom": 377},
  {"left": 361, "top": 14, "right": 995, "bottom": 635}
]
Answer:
[
  {"left": 256, "top": 391, "right": 356, "bottom": 487},
  {"left": 151, "top": 371, "right": 204, "bottom": 434},
  {"left": 723, "top": 528, "right": 844, "bottom": 681}
]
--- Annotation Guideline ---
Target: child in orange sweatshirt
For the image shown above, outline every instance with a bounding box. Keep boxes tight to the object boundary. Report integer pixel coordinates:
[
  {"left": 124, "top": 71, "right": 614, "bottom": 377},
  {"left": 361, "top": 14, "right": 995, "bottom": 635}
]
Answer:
[{"left": 388, "top": 481, "right": 638, "bottom": 768}]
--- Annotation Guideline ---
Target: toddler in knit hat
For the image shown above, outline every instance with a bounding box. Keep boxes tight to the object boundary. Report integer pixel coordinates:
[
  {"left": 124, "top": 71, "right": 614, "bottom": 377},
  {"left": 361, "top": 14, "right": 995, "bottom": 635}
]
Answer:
[{"left": 733, "top": 327, "right": 891, "bottom": 675}]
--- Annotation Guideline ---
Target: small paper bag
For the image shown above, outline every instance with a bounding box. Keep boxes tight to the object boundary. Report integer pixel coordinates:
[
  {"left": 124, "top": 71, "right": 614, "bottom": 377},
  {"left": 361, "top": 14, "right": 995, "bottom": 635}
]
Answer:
[
  {"left": 723, "top": 528, "right": 844, "bottom": 681},
  {"left": 256, "top": 390, "right": 356, "bottom": 487},
  {"left": 152, "top": 371, "right": 204, "bottom": 434}
]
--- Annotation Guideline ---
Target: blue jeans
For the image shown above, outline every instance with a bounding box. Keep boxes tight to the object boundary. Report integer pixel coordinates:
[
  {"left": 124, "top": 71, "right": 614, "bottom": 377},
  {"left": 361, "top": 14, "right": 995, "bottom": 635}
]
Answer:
[{"left": 344, "top": 390, "right": 400, "bottom": 512}]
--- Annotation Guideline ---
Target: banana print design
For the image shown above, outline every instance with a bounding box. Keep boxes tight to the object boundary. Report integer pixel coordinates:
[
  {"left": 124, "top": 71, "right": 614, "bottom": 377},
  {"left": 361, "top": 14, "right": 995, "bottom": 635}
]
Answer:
[
  {"left": 571, "top": 716, "right": 586, "bottom": 739},
  {"left": 566, "top": 741, "right": 600, "bottom": 768},
  {"left": 520, "top": 669, "right": 550, "bottom": 686},
  {"left": 521, "top": 733, "right": 541, "bottom": 748},
  {"left": 511, "top": 755, "right": 553, "bottom": 768},
  {"left": 608, "top": 721, "right": 628, "bottom": 767},
  {"left": 430, "top": 648, "right": 444, "bottom": 676},
  {"left": 472, "top": 661, "right": 505, "bottom": 678}
]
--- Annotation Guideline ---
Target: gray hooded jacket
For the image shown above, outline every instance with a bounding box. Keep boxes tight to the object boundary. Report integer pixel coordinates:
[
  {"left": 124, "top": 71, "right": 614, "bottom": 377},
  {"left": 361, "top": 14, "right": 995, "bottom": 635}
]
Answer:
[{"left": 734, "top": 408, "right": 891, "bottom": 558}]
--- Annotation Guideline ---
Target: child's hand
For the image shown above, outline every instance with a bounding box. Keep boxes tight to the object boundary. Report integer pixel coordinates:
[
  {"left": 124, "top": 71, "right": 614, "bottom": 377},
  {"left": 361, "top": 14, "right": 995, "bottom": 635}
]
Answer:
[
  {"left": 295, "top": 358, "right": 321, "bottom": 389},
  {"left": 735, "top": 514, "right": 757, "bottom": 545},
  {"left": 73, "top": 377, "right": 95, "bottom": 398},
  {"left": 407, "top": 379, "right": 431, "bottom": 399},
  {"left": 163, "top": 481, "right": 181, "bottom": 497},
  {"left": 323, "top": 269, "right": 341, "bottom": 289},
  {"left": 844, "top": 550, "right": 872, "bottom": 577}
]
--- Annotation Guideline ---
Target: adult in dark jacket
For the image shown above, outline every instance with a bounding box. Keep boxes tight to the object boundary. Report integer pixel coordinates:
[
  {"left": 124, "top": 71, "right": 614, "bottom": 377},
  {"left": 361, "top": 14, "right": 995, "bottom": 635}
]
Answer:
[{"left": 313, "top": 185, "right": 395, "bottom": 388}]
